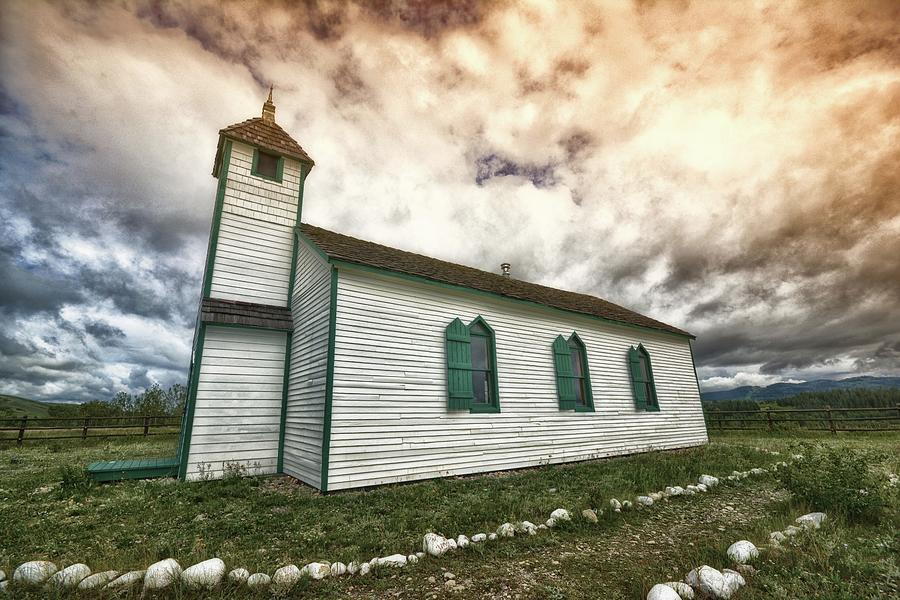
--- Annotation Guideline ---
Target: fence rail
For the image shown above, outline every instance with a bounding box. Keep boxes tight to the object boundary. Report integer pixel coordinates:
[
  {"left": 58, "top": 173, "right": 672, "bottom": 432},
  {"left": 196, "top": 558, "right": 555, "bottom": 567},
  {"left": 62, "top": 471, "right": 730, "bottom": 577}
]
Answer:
[
  {"left": 704, "top": 404, "right": 900, "bottom": 433},
  {"left": 0, "top": 415, "right": 182, "bottom": 445}
]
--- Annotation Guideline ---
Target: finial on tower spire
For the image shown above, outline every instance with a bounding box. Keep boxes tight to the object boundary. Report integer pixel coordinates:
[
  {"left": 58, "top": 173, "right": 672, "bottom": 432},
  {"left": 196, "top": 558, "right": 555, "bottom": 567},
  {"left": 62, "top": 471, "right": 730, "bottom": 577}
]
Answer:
[{"left": 262, "top": 85, "right": 276, "bottom": 123}]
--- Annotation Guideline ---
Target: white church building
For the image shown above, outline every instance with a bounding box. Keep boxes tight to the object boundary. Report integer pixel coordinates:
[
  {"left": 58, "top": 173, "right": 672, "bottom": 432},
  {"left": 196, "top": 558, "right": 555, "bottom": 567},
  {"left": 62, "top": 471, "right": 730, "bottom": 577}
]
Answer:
[{"left": 166, "top": 92, "right": 707, "bottom": 492}]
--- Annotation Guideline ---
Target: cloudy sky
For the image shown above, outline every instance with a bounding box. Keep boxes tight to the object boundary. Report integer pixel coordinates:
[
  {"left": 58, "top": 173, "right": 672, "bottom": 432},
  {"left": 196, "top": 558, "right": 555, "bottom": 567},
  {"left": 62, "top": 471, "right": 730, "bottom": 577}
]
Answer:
[{"left": 1, "top": 0, "right": 898, "bottom": 402}]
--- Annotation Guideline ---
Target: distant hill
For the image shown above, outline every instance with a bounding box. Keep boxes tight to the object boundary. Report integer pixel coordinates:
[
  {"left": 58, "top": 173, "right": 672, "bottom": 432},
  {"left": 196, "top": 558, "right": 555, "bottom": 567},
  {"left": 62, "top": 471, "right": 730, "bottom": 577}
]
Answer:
[
  {"left": 0, "top": 395, "right": 55, "bottom": 419},
  {"left": 701, "top": 376, "right": 900, "bottom": 402}
]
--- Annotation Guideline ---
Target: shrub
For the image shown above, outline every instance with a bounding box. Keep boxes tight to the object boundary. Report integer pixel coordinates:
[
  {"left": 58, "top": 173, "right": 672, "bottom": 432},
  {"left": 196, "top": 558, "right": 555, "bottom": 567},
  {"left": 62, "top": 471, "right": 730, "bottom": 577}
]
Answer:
[
  {"left": 58, "top": 464, "right": 94, "bottom": 494},
  {"left": 776, "top": 443, "right": 889, "bottom": 522}
]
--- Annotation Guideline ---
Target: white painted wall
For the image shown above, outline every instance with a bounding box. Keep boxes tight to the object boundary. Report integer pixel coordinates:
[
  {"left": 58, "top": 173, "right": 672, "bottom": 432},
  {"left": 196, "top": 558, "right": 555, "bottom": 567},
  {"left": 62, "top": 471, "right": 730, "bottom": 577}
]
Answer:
[
  {"left": 209, "top": 141, "right": 301, "bottom": 306},
  {"left": 282, "top": 238, "right": 331, "bottom": 488},
  {"left": 326, "top": 267, "right": 707, "bottom": 490},
  {"left": 185, "top": 325, "right": 286, "bottom": 480}
]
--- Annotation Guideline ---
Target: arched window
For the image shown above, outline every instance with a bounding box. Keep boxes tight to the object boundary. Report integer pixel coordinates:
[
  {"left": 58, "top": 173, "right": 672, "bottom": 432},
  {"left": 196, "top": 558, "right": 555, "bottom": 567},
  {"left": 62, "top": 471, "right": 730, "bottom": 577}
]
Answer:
[
  {"left": 628, "top": 344, "right": 660, "bottom": 411},
  {"left": 552, "top": 333, "right": 594, "bottom": 412},
  {"left": 445, "top": 316, "right": 500, "bottom": 413}
]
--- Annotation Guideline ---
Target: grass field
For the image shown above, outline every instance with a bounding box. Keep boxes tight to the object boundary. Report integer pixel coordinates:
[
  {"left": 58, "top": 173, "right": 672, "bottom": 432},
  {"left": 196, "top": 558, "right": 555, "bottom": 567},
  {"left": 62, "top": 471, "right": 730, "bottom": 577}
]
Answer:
[
  {"left": 0, "top": 395, "right": 57, "bottom": 419},
  {"left": 1, "top": 431, "right": 897, "bottom": 598}
]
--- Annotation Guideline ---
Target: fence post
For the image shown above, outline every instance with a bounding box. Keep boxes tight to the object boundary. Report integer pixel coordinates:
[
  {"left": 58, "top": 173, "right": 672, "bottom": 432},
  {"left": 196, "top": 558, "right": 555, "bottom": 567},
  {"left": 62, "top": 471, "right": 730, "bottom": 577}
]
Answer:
[
  {"left": 826, "top": 405, "right": 835, "bottom": 434},
  {"left": 17, "top": 416, "right": 27, "bottom": 446},
  {"left": 766, "top": 410, "right": 773, "bottom": 431},
  {"left": 143, "top": 416, "right": 150, "bottom": 437},
  {"left": 82, "top": 418, "right": 89, "bottom": 440},
  {"left": 718, "top": 414, "right": 723, "bottom": 430}
]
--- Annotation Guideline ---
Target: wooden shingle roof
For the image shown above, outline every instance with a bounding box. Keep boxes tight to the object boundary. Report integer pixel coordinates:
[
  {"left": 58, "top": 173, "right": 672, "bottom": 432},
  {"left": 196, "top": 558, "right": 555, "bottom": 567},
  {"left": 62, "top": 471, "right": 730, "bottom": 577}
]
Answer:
[
  {"left": 219, "top": 117, "right": 314, "bottom": 164},
  {"left": 299, "top": 223, "right": 692, "bottom": 338}
]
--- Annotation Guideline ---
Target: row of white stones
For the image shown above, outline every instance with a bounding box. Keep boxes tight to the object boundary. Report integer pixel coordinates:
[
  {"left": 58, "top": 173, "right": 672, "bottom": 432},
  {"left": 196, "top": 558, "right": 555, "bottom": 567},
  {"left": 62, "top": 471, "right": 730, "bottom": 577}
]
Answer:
[
  {"left": 2, "top": 455, "right": 786, "bottom": 595},
  {"left": 646, "top": 511, "right": 827, "bottom": 600}
]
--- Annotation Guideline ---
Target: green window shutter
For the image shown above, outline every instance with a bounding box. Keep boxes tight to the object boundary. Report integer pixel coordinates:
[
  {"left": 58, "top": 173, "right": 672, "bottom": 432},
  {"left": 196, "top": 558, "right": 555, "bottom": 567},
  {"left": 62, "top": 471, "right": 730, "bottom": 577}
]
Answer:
[
  {"left": 628, "top": 346, "right": 648, "bottom": 410},
  {"left": 553, "top": 335, "right": 576, "bottom": 410},
  {"left": 446, "top": 318, "right": 473, "bottom": 410}
]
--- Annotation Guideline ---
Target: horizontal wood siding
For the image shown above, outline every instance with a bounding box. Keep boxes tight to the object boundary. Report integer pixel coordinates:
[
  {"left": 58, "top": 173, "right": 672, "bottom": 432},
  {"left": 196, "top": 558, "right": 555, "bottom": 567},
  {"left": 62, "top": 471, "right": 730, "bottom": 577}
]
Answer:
[
  {"left": 185, "top": 325, "right": 287, "bottom": 480},
  {"left": 209, "top": 141, "right": 300, "bottom": 306},
  {"left": 327, "top": 267, "right": 707, "bottom": 490},
  {"left": 282, "top": 239, "right": 331, "bottom": 488}
]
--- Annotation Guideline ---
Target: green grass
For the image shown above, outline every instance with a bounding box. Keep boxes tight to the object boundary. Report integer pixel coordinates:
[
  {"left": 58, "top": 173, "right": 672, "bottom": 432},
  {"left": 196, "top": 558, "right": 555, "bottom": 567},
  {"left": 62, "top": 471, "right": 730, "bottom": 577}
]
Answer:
[
  {"left": 1, "top": 432, "right": 897, "bottom": 599},
  {"left": 0, "top": 394, "right": 55, "bottom": 419}
]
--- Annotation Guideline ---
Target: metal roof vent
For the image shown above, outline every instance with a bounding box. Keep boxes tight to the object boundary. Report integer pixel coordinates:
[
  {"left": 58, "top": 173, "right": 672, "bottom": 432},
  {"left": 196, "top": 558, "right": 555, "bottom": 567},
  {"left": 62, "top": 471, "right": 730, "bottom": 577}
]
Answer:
[{"left": 500, "top": 263, "right": 511, "bottom": 278}]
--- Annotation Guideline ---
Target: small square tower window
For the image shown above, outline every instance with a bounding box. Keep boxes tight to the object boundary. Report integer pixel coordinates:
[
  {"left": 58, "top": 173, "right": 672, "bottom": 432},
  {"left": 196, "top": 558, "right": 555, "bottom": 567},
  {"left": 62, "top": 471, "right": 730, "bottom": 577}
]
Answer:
[{"left": 255, "top": 150, "right": 279, "bottom": 179}]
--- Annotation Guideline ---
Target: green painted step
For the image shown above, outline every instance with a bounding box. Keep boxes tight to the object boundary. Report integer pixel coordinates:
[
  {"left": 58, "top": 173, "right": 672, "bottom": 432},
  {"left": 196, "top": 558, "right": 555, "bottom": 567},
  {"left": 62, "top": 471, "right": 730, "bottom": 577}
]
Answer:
[{"left": 86, "top": 456, "right": 179, "bottom": 482}]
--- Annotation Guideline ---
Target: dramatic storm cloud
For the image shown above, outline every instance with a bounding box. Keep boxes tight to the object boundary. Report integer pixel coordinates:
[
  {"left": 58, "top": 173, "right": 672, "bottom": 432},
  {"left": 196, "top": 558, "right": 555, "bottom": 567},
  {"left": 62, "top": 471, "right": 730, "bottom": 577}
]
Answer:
[{"left": 1, "top": 0, "right": 898, "bottom": 401}]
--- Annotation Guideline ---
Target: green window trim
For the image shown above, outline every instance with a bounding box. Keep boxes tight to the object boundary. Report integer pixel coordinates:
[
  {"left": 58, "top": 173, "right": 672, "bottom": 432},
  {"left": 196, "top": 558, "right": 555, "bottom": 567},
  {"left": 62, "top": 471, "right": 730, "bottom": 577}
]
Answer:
[
  {"left": 251, "top": 148, "right": 285, "bottom": 183},
  {"left": 628, "top": 343, "right": 660, "bottom": 412},
  {"left": 552, "top": 332, "right": 595, "bottom": 412},
  {"left": 444, "top": 316, "right": 501, "bottom": 413}
]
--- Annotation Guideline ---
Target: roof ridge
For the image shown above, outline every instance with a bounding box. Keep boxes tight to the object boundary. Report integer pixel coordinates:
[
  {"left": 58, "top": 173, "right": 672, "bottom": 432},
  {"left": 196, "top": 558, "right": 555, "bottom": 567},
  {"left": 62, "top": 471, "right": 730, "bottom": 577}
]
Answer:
[{"left": 298, "top": 222, "right": 692, "bottom": 338}]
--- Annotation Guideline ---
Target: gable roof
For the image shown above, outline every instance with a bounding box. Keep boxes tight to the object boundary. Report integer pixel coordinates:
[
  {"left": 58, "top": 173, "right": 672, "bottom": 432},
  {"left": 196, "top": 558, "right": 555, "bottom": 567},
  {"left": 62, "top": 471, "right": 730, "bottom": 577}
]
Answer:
[
  {"left": 214, "top": 117, "right": 314, "bottom": 176},
  {"left": 299, "top": 223, "right": 693, "bottom": 338}
]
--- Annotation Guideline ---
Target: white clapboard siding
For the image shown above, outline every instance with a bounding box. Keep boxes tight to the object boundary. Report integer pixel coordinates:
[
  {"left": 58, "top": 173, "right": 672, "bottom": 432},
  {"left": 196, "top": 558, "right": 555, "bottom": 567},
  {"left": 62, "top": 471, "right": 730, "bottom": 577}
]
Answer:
[
  {"left": 185, "top": 325, "right": 287, "bottom": 480},
  {"left": 282, "top": 238, "right": 331, "bottom": 487},
  {"left": 326, "top": 267, "right": 707, "bottom": 490},
  {"left": 208, "top": 141, "right": 300, "bottom": 306}
]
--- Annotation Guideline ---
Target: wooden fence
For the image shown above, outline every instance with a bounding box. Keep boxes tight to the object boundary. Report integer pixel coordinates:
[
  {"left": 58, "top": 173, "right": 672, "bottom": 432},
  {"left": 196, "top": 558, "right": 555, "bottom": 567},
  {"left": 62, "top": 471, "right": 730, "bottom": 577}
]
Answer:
[
  {"left": 0, "top": 415, "right": 181, "bottom": 445},
  {"left": 704, "top": 405, "right": 900, "bottom": 433}
]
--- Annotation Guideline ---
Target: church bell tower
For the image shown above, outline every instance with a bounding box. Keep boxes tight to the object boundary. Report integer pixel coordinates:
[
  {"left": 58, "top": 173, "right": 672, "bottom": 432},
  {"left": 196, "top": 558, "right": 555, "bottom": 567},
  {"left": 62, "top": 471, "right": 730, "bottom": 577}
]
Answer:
[{"left": 177, "top": 89, "right": 314, "bottom": 480}]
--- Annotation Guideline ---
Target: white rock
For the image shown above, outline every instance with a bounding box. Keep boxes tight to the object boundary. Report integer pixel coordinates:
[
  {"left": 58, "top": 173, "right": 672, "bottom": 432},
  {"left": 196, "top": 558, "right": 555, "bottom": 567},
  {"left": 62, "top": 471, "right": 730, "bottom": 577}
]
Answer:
[
  {"left": 637, "top": 496, "right": 654, "bottom": 506},
  {"left": 406, "top": 555, "right": 418, "bottom": 565},
  {"left": 685, "top": 485, "right": 699, "bottom": 495},
  {"left": 347, "top": 561, "right": 360, "bottom": 575},
  {"left": 696, "top": 483, "right": 708, "bottom": 493},
  {"left": 664, "top": 487, "right": 678, "bottom": 497},
  {"left": 609, "top": 498, "right": 622, "bottom": 510},
  {"left": 272, "top": 565, "right": 302, "bottom": 590},
  {"left": 488, "top": 533, "right": 498, "bottom": 541},
  {"left": 750, "top": 468, "right": 765, "bottom": 476},
  {"left": 795, "top": 512, "right": 826, "bottom": 529},
  {"left": 376, "top": 554, "right": 407, "bottom": 568},
  {"left": 331, "top": 562, "right": 348, "bottom": 576},
  {"left": 497, "top": 522, "right": 516, "bottom": 537},
  {"left": 77, "top": 571, "right": 119, "bottom": 590},
  {"left": 550, "top": 508, "right": 571, "bottom": 521},
  {"left": 538, "top": 524, "right": 548, "bottom": 530},
  {"left": 359, "top": 562, "right": 371, "bottom": 576},
  {"left": 105, "top": 570, "right": 145, "bottom": 589},
  {"left": 698, "top": 475, "right": 719, "bottom": 488},
  {"left": 647, "top": 583, "right": 682, "bottom": 600},
  {"left": 246, "top": 573, "right": 270, "bottom": 588},
  {"left": 650, "top": 492, "right": 664, "bottom": 502},
  {"left": 456, "top": 534, "right": 470, "bottom": 548},
  {"left": 673, "top": 486, "right": 686, "bottom": 495},
  {"left": 471, "top": 533, "right": 487, "bottom": 543},
  {"left": 519, "top": 521, "right": 538, "bottom": 535},
  {"left": 769, "top": 531, "right": 786, "bottom": 544},
  {"left": 181, "top": 558, "right": 225, "bottom": 589},
  {"left": 622, "top": 500, "right": 633, "bottom": 509},
  {"left": 722, "top": 569, "right": 746, "bottom": 597},
  {"left": 227, "top": 568, "right": 250, "bottom": 584},
  {"left": 48, "top": 564, "right": 91, "bottom": 588},
  {"left": 726, "top": 540, "right": 759, "bottom": 564},
  {"left": 143, "top": 558, "right": 181, "bottom": 592},
  {"left": 783, "top": 525, "right": 802, "bottom": 537},
  {"left": 304, "top": 562, "right": 331, "bottom": 579},
  {"left": 415, "top": 552, "right": 425, "bottom": 559},
  {"left": 13, "top": 561, "right": 58, "bottom": 585},
  {"left": 423, "top": 532, "right": 456, "bottom": 556},
  {"left": 685, "top": 565, "right": 727, "bottom": 599},
  {"left": 664, "top": 581, "right": 695, "bottom": 599}
]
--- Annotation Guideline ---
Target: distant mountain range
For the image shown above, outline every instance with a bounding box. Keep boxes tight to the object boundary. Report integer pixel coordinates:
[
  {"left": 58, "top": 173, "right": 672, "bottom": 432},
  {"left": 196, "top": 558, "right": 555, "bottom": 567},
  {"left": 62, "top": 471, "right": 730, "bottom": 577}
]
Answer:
[{"left": 701, "top": 376, "right": 900, "bottom": 402}]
